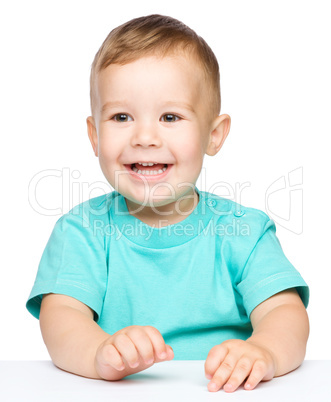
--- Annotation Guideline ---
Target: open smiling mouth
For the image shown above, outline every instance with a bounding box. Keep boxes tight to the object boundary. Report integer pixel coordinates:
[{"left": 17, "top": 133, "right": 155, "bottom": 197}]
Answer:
[{"left": 124, "top": 162, "right": 172, "bottom": 178}]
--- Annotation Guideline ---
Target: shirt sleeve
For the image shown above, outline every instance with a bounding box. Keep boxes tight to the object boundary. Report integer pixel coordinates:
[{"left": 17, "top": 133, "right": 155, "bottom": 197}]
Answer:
[
  {"left": 237, "top": 218, "right": 309, "bottom": 318},
  {"left": 26, "top": 211, "right": 108, "bottom": 320}
]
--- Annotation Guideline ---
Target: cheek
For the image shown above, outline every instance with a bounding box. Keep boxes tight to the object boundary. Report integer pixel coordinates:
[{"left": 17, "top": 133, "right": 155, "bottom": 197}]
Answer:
[
  {"left": 98, "top": 136, "right": 119, "bottom": 164},
  {"left": 177, "top": 138, "right": 205, "bottom": 163}
]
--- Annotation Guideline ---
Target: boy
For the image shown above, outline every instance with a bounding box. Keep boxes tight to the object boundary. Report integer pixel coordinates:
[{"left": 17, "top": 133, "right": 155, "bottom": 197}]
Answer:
[{"left": 26, "top": 14, "right": 309, "bottom": 393}]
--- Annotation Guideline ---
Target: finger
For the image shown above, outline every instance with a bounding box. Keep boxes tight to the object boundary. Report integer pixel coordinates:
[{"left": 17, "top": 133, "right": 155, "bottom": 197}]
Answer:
[
  {"left": 165, "top": 344, "right": 175, "bottom": 360},
  {"left": 205, "top": 344, "right": 228, "bottom": 379},
  {"left": 144, "top": 326, "right": 168, "bottom": 360},
  {"left": 126, "top": 328, "right": 155, "bottom": 365},
  {"left": 112, "top": 333, "right": 140, "bottom": 368},
  {"left": 99, "top": 344, "right": 125, "bottom": 371},
  {"left": 244, "top": 359, "right": 269, "bottom": 391},
  {"left": 208, "top": 354, "right": 238, "bottom": 392},
  {"left": 223, "top": 356, "right": 253, "bottom": 393}
]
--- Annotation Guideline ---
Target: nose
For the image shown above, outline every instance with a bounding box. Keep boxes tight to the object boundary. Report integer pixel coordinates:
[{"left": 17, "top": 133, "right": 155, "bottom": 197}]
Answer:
[{"left": 130, "top": 122, "right": 162, "bottom": 148}]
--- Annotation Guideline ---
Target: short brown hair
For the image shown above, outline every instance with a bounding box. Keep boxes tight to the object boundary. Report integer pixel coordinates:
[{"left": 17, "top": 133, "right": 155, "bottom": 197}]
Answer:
[{"left": 90, "top": 14, "right": 221, "bottom": 120}]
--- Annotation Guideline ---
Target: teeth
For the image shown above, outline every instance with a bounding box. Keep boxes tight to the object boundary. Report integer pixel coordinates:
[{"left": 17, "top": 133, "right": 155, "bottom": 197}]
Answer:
[
  {"left": 139, "top": 162, "right": 155, "bottom": 166},
  {"left": 132, "top": 167, "right": 167, "bottom": 175}
]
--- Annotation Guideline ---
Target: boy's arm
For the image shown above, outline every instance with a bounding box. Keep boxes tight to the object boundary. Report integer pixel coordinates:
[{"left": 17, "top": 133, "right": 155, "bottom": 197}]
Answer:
[
  {"left": 39, "top": 294, "right": 173, "bottom": 380},
  {"left": 205, "top": 288, "right": 309, "bottom": 392},
  {"left": 247, "top": 287, "right": 309, "bottom": 375}
]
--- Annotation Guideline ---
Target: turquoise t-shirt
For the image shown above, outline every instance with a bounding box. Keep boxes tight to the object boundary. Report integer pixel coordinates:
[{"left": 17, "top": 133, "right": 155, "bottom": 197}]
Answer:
[{"left": 26, "top": 188, "right": 309, "bottom": 359}]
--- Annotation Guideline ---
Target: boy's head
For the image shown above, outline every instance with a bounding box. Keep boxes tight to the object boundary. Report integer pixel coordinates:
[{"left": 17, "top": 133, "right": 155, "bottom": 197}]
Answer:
[
  {"left": 89, "top": 14, "right": 220, "bottom": 122},
  {"left": 87, "top": 15, "right": 230, "bottom": 215}
]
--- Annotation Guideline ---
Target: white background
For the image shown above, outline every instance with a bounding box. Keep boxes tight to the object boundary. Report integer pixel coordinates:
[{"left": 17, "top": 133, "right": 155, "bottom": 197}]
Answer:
[{"left": 1, "top": 0, "right": 330, "bottom": 360}]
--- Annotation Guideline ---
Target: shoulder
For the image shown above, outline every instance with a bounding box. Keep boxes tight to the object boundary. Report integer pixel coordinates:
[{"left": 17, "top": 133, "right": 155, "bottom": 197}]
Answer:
[
  {"left": 199, "top": 190, "right": 272, "bottom": 237},
  {"left": 55, "top": 191, "right": 119, "bottom": 231},
  {"left": 198, "top": 190, "right": 277, "bottom": 259},
  {"left": 199, "top": 191, "right": 281, "bottom": 280}
]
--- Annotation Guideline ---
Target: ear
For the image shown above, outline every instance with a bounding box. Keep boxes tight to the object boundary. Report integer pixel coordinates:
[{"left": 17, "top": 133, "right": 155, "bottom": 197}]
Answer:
[
  {"left": 205, "top": 114, "right": 231, "bottom": 156},
  {"left": 86, "top": 116, "right": 98, "bottom": 157}
]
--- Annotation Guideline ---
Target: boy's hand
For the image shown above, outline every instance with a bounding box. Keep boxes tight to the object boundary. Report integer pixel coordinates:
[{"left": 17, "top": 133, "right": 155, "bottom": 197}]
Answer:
[
  {"left": 205, "top": 339, "right": 276, "bottom": 392},
  {"left": 95, "top": 325, "right": 174, "bottom": 380}
]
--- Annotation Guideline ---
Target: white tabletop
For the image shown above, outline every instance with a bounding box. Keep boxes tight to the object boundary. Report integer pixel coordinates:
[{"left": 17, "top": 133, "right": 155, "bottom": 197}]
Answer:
[{"left": 0, "top": 360, "right": 330, "bottom": 401}]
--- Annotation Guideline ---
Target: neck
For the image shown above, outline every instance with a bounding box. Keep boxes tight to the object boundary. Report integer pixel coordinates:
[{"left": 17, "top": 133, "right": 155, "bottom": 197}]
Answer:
[{"left": 125, "top": 189, "right": 199, "bottom": 228}]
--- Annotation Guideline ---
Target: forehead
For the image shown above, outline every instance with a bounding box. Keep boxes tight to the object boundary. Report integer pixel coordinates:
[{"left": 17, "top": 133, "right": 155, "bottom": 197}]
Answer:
[{"left": 95, "top": 55, "right": 207, "bottom": 112}]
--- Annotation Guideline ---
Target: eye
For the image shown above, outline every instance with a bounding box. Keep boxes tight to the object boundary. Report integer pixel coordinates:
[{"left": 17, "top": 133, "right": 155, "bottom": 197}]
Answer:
[
  {"left": 161, "top": 114, "right": 181, "bottom": 123},
  {"left": 112, "top": 113, "right": 133, "bottom": 122}
]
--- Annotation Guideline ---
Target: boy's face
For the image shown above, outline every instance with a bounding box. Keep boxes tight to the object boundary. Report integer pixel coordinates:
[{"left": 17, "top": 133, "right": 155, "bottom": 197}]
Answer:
[{"left": 87, "top": 54, "right": 230, "bottom": 216}]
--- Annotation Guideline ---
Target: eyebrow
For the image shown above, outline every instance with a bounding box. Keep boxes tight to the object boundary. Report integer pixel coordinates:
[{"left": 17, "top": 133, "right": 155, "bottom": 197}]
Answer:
[
  {"left": 162, "top": 101, "right": 196, "bottom": 113},
  {"left": 101, "top": 101, "right": 129, "bottom": 114},
  {"left": 100, "top": 100, "right": 196, "bottom": 114}
]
